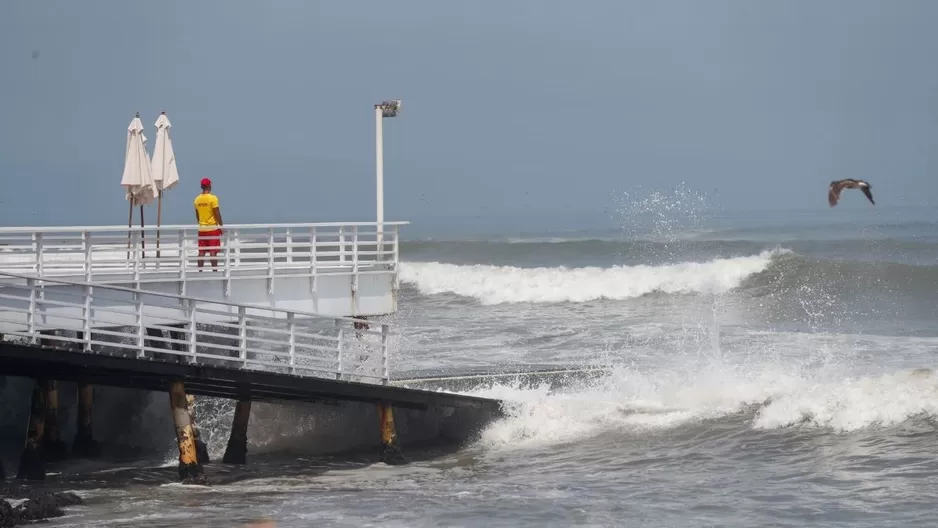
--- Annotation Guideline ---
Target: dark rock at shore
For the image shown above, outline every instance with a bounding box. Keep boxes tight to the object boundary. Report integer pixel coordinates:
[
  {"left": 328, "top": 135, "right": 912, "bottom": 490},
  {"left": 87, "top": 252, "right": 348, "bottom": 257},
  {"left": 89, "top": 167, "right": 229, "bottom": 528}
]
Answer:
[
  {"left": 12, "top": 497, "right": 64, "bottom": 523},
  {"left": 0, "top": 500, "right": 14, "bottom": 528},
  {"left": 0, "top": 484, "right": 83, "bottom": 526}
]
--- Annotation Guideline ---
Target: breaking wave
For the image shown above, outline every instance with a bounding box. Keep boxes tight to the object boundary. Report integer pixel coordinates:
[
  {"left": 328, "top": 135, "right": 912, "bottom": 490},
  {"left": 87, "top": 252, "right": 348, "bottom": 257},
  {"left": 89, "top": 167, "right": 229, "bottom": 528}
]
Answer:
[
  {"left": 400, "top": 248, "right": 788, "bottom": 305},
  {"left": 467, "top": 364, "right": 938, "bottom": 453},
  {"left": 401, "top": 246, "right": 938, "bottom": 306}
]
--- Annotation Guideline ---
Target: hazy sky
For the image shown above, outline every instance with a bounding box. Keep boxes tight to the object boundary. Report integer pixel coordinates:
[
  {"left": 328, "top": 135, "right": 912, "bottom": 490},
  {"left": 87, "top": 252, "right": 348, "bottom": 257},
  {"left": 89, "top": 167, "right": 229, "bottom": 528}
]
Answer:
[{"left": 2, "top": 0, "right": 937, "bottom": 227}]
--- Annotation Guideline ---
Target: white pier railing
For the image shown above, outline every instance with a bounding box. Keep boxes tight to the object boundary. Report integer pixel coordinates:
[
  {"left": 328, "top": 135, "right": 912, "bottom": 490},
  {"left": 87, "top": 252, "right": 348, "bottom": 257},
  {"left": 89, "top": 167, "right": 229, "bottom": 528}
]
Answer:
[
  {"left": 0, "top": 221, "right": 405, "bottom": 287},
  {"left": 0, "top": 272, "right": 392, "bottom": 384}
]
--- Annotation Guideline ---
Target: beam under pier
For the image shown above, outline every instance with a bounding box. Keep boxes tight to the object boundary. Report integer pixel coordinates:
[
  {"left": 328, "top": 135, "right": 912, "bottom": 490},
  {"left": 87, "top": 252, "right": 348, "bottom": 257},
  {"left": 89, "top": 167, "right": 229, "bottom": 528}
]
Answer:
[
  {"left": 222, "top": 399, "right": 252, "bottom": 464},
  {"left": 16, "top": 381, "right": 46, "bottom": 480}
]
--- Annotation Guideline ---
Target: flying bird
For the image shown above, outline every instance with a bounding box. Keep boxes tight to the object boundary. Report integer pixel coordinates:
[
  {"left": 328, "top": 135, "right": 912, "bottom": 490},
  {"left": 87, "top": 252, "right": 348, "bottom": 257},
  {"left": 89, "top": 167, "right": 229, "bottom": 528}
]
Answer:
[{"left": 828, "top": 179, "right": 874, "bottom": 207}]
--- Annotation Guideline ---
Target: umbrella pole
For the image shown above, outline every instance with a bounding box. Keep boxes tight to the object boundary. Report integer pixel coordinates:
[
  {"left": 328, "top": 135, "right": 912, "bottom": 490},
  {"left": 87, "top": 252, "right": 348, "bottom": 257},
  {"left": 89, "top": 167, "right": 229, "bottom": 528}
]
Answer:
[
  {"left": 127, "top": 201, "right": 133, "bottom": 260},
  {"left": 156, "top": 191, "right": 162, "bottom": 259}
]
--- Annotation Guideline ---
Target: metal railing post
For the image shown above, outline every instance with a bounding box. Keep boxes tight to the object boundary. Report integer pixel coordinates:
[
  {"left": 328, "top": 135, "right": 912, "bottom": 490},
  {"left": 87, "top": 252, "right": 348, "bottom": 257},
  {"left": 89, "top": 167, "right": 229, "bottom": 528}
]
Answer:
[
  {"left": 309, "top": 226, "right": 317, "bottom": 293},
  {"left": 178, "top": 229, "right": 187, "bottom": 289},
  {"left": 83, "top": 231, "right": 92, "bottom": 281},
  {"left": 233, "top": 229, "right": 241, "bottom": 266},
  {"left": 381, "top": 323, "right": 390, "bottom": 385},
  {"left": 393, "top": 226, "right": 401, "bottom": 292},
  {"left": 187, "top": 298, "right": 198, "bottom": 363},
  {"left": 352, "top": 225, "right": 359, "bottom": 293},
  {"left": 34, "top": 233, "right": 43, "bottom": 276},
  {"left": 223, "top": 230, "right": 232, "bottom": 298},
  {"left": 132, "top": 230, "right": 141, "bottom": 286},
  {"left": 155, "top": 228, "right": 162, "bottom": 271},
  {"left": 376, "top": 223, "right": 384, "bottom": 263},
  {"left": 285, "top": 228, "right": 293, "bottom": 264},
  {"left": 287, "top": 312, "right": 297, "bottom": 374},
  {"left": 334, "top": 319, "right": 344, "bottom": 380},
  {"left": 338, "top": 226, "right": 346, "bottom": 263},
  {"left": 238, "top": 305, "right": 247, "bottom": 367},
  {"left": 267, "top": 227, "right": 275, "bottom": 295},
  {"left": 26, "top": 278, "right": 37, "bottom": 344},
  {"left": 82, "top": 284, "right": 92, "bottom": 351},
  {"left": 267, "top": 228, "right": 275, "bottom": 268},
  {"left": 135, "top": 291, "right": 145, "bottom": 359}
]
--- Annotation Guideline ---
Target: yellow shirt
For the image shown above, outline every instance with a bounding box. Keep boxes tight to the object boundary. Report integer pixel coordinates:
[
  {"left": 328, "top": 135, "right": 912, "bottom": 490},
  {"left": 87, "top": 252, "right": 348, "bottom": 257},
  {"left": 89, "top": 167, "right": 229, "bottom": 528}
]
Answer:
[{"left": 194, "top": 193, "right": 220, "bottom": 231}]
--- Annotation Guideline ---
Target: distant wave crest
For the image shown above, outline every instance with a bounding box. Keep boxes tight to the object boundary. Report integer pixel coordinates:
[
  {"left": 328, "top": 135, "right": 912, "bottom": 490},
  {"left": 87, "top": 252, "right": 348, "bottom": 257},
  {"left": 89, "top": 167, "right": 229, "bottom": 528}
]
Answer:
[{"left": 400, "top": 248, "right": 788, "bottom": 305}]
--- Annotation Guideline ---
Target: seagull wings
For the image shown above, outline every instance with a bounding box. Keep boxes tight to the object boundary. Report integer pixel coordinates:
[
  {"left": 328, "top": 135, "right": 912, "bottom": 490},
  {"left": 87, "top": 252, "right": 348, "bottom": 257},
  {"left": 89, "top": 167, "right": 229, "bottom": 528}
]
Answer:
[{"left": 828, "top": 179, "right": 874, "bottom": 207}]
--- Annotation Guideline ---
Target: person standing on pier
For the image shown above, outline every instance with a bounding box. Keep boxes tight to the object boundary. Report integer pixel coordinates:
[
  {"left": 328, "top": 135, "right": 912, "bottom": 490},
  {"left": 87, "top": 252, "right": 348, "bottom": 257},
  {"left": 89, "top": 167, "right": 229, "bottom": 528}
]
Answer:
[{"left": 194, "top": 177, "right": 224, "bottom": 271}]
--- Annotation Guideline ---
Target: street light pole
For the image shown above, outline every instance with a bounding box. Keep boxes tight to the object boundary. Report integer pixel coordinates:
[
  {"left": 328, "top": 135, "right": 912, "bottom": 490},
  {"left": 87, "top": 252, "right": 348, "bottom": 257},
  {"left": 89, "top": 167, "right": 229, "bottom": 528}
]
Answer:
[
  {"left": 375, "top": 105, "right": 385, "bottom": 233},
  {"left": 374, "top": 100, "right": 401, "bottom": 257}
]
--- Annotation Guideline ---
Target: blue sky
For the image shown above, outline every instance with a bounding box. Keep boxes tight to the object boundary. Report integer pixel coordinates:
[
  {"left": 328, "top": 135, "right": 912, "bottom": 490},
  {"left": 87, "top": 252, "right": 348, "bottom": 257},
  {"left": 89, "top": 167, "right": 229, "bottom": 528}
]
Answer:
[{"left": 2, "top": 0, "right": 936, "bottom": 227}]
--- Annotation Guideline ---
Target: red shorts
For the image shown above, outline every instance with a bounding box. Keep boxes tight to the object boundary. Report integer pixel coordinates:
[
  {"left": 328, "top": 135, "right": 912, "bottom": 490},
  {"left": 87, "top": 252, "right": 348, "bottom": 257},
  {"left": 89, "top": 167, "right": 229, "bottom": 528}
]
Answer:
[{"left": 198, "top": 229, "right": 222, "bottom": 255}]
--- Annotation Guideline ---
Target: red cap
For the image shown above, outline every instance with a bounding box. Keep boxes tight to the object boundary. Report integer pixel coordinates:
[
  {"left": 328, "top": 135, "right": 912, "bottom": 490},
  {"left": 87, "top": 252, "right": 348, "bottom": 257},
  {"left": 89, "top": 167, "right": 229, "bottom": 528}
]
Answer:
[{"left": 200, "top": 178, "right": 212, "bottom": 187}]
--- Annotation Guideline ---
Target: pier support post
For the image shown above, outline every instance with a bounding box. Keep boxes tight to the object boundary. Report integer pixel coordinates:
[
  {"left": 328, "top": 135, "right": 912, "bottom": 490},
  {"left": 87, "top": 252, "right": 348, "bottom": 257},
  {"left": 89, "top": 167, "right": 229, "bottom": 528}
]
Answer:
[
  {"left": 16, "top": 381, "right": 46, "bottom": 480},
  {"left": 169, "top": 381, "right": 208, "bottom": 485},
  {"left": 72, "top": 383, "right": 100, "bottom": 458},
  {"left": 186, "top": 395, "right": 210, "bottom": 464},
  {"left": 41, "top": 380, "right": 68, "bottom": 462},
  {"left": 222, "top": 399, "right": 252, "bottom": 464},
  {"left": 378, "top": 403, "right": 405, "bottom": 465}
]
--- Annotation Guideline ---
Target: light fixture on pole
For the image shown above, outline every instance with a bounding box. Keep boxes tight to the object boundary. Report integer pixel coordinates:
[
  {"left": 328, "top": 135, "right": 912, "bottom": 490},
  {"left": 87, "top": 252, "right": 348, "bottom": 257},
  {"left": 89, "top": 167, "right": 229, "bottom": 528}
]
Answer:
[{"left": 374, "top": 99, "right": 401, "bottom": 248}]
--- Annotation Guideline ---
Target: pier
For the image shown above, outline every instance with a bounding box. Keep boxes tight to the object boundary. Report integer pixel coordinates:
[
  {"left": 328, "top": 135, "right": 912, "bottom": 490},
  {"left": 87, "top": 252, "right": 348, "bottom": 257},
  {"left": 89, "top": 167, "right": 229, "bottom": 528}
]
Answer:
[{"left": 0, "top": 222, "right": 504, "bottom": 484}]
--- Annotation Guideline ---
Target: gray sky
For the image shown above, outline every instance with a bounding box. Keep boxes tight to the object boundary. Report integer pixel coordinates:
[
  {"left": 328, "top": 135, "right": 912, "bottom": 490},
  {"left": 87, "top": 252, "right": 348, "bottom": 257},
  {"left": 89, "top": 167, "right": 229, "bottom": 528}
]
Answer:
[{"left": 2, "top": 0, "right": 937, "bottom": 227}]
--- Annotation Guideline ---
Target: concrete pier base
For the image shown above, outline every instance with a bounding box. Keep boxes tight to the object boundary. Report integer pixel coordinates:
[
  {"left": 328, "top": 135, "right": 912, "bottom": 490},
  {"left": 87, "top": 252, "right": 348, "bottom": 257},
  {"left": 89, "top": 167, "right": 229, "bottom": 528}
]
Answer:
[
  {"left": 169, "top": 381, "right": 208, "bottom": 485},
  {"left": 222, "top": 399, "right": 252, "bottom": 464},
  {"left": 72, "top": 383, "right": 100, "bottom": 458},
  {"left": 16, "top": 381, "right": 46, "bottom": 480},
  {"left": 41, "top": 380, "right": 68, "bottom": 462},
  {"left": 378, "top": 403, "right": 405, "bottom": 465}
]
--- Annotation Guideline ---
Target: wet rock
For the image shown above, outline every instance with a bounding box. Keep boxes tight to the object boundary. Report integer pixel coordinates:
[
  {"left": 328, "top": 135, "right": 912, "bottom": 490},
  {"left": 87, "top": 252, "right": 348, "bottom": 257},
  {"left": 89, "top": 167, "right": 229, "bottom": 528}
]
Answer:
[
  {"left": 179, "top": 461, "right": 209, "bottom": 486},
  {"left": 380, "top": 442, "right": 407, "bottom": 466},
  {"left": 0, "top": 484, "right": 83, "bottom": 525},
  {"left": 0, "top": 500, "right": 15, "bottom": 528},
  {"left": 13, "top": 496, "right": 63, "bottom": 523}
]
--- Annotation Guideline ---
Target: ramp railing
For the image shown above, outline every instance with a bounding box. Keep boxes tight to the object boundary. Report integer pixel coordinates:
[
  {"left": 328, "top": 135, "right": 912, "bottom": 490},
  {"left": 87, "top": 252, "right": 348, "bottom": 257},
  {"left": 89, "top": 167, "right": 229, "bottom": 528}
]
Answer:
[{"left": 0, "top": 272, "right": 391, "bottom": 384}]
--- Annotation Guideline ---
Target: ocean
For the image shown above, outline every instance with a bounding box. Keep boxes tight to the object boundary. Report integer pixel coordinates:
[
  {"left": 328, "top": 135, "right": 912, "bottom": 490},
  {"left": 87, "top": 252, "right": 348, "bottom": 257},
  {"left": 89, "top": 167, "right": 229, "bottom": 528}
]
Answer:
[{"left": 7, "top": 191, "right": 938, "bottom": 527}]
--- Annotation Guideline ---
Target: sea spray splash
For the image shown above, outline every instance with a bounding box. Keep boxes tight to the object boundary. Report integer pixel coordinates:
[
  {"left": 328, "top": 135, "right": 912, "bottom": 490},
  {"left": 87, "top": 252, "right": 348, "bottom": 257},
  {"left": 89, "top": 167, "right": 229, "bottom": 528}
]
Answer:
[
  {"left": 612, "top": 182, "right": 713, "bottom": 260},
  {"left": 461, "top": 340, "right": 937, "bottom": 452},
  {"left": 753, "top": 368, "right": 938, "bottom": 432},
  {"left": 465, "top": 362, "right": 806, "bottom": 452}
]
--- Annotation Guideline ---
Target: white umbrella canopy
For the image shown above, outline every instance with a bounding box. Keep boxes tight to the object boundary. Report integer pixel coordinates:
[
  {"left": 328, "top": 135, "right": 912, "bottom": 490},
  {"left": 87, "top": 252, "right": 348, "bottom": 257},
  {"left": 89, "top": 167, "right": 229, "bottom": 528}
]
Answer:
[
  {"left": 151, "top": 111, "right": 179, "bottom": 257},
  {"left": 120, "top": 113, "right": 156, "bottom": 258},
  {"left": 151, "top": 111, "right": 179, "bottom": 192},
  {"left": 120, "top": 113, "right": 156, "bottom": 206}
]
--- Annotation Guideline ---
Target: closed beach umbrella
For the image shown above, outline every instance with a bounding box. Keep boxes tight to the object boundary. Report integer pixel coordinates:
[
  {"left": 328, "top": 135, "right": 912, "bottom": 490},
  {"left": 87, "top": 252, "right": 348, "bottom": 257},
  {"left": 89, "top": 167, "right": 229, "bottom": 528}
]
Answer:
[
  {"left": 151, "top": 111, "right": 179, "bottom": 257},
  {"left": 120, "top": 112, "right": 156, "bottom": 254}
]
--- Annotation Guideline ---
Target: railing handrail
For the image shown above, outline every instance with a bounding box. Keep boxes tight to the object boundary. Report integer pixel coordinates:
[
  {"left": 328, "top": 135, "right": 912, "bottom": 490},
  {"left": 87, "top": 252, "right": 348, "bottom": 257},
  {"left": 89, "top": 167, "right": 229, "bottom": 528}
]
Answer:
[
  {"left": 0, "top": 221, "right": 410, "bottom": 235},
  {"left": 0, "top": 270, "right": 377, "bottom": 327},
  {"left": 0, "top": 274, "right": 391, "bottom": 383}
]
